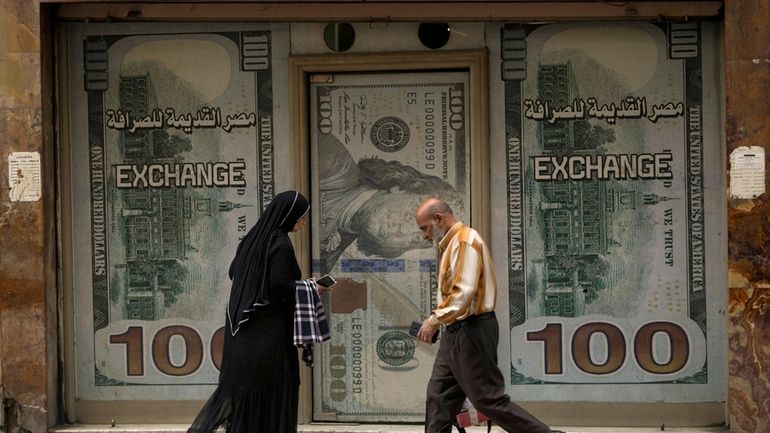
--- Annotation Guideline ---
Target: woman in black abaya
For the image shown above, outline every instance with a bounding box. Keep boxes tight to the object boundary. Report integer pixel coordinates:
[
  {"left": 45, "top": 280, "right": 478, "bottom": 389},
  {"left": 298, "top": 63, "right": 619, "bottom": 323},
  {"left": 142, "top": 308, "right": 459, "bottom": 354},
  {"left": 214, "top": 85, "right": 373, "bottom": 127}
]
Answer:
[{"left": 188, "top": 190, "right": 311, "bottom": 433}]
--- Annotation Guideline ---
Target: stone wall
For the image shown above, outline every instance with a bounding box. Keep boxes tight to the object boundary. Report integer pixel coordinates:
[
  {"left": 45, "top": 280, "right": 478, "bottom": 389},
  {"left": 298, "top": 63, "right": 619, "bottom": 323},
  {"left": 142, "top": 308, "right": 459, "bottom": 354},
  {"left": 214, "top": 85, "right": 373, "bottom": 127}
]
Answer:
[
  {"left": 725, "top": 1, "right": 770, "bottom": 432},
  {"left": 0, "top": 1, "right": 49, "bottom": 432}
]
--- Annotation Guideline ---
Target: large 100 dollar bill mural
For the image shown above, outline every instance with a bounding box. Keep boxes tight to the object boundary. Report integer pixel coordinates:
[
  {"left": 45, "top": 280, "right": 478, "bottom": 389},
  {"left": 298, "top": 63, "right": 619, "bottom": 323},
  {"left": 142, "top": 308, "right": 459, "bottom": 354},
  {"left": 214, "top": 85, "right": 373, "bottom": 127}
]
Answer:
[
  {"left": 68, "top": 23, "right": 289, "bottom": 400},
  {"left": 490, "top": 22, "right": 725, "bottom": 401},
  {"left": 67, "top": 19, "right": 725, "bottom": 411},
  {"left": 310, "top": 73, "right": 470, "bottom": 421}
]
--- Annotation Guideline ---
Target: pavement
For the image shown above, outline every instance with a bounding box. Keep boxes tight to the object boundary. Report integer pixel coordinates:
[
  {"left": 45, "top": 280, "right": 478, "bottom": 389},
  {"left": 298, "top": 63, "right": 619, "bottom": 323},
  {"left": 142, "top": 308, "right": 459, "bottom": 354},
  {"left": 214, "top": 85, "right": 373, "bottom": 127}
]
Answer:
[{"left": 49, "top": 424, "right": 730, "bottom": 433}]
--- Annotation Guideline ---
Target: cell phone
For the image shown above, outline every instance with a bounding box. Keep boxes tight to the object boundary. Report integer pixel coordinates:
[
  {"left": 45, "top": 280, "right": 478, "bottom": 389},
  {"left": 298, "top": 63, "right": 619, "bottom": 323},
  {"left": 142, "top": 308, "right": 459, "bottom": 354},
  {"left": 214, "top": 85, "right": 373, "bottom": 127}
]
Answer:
[
  {"left": 408, "top": 320, "right": 438, "bottom": 343},
  {"left": 316, "top": 274, "right": 336, "bottom": 287}
]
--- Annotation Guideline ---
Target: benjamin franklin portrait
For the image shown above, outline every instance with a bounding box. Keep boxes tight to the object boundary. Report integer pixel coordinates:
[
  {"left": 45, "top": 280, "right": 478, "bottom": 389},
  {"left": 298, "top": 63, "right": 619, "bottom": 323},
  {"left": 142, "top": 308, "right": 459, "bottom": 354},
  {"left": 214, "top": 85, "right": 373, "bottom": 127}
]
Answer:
[{"left": 317, "top": 134, "right": 459, "bottom": 273}]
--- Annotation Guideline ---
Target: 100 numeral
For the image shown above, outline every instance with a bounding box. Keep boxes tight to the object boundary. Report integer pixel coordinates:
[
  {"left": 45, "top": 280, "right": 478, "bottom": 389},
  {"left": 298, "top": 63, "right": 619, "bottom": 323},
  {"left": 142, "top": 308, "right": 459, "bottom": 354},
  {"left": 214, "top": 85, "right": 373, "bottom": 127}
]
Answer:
[
  {"left": 110, "top": 325, "right": 224, "bottom": 376},
  {"left": 527, "top": 321, "right": 689, "bottom": 375}
]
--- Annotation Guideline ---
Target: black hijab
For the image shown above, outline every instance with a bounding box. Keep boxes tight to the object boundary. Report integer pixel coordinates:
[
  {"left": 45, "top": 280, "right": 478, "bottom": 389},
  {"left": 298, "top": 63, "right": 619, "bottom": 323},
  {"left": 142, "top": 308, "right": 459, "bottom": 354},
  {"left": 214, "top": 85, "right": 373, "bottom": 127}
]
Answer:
[{"left": 226, "top": 190, "right": 309, "bottom": 336}]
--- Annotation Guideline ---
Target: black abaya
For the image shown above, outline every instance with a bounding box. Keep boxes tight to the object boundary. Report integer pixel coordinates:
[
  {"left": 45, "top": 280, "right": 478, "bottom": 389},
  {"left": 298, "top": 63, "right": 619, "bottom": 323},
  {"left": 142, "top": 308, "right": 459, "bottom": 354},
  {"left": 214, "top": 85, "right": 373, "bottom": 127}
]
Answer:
[
  {"left": 189, "top": 191, "right": 308, "bottom": 433},
  {"left": 189, "top": 233, "right": 301, "bottom": 433}
]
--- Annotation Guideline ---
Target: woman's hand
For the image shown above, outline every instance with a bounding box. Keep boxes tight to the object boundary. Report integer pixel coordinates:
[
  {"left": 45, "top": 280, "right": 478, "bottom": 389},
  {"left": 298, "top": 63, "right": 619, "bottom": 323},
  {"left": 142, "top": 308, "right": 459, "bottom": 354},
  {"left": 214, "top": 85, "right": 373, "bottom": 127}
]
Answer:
[
  {"left": 316, "top": 283, "right": 331, "bottom": 296},
  {"left": 310, "top": 278, "right": 332, "bottom": 295}
]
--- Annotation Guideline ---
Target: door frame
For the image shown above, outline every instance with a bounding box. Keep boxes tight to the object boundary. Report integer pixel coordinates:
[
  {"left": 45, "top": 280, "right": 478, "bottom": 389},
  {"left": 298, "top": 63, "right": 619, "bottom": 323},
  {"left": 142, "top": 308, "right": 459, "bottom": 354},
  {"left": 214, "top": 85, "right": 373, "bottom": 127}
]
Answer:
[{"left": 289, "top": 49, "right": 489, "bottom": 422}]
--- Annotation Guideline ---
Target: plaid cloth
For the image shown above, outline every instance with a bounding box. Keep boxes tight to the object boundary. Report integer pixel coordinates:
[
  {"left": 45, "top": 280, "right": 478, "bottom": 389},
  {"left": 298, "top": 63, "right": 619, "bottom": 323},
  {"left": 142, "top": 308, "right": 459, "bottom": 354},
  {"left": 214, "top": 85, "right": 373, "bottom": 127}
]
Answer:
[{"left": 294, "top": 279, "right": 330, "bottom": 366}]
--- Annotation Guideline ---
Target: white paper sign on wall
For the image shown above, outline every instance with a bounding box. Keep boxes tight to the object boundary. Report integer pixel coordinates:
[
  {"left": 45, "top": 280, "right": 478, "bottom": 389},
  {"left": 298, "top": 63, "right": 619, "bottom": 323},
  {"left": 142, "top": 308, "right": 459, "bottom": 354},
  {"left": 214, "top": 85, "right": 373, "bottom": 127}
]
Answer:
[
  {"left": 8, "top": 151, "right": 41, "bottom": 202},
  {"left": 729, "top": 146, "right": 765, "bottom": 199}
]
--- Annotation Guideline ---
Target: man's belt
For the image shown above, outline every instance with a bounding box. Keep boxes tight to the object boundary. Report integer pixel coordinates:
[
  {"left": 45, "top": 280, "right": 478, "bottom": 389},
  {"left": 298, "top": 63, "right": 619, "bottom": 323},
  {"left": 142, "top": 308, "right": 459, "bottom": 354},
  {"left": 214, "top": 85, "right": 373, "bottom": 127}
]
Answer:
[{"left": 445, "top": 311, "right": 495, "bottom": 333}]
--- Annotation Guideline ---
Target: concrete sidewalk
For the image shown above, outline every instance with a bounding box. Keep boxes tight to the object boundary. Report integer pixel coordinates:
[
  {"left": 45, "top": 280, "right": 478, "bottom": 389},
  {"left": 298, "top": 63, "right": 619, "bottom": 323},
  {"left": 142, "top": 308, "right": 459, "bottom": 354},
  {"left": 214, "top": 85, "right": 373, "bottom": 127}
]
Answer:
[{"left": 50, "top": 424, "right": 730, "bottom": 433}]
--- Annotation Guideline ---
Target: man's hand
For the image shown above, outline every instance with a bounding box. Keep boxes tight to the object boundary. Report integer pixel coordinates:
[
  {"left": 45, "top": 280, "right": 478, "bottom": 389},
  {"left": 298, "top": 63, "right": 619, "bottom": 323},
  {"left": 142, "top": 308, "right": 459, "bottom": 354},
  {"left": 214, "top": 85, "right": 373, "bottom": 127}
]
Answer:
[{"left": 417, "top": 319, "right": 439, "bottom": 344}]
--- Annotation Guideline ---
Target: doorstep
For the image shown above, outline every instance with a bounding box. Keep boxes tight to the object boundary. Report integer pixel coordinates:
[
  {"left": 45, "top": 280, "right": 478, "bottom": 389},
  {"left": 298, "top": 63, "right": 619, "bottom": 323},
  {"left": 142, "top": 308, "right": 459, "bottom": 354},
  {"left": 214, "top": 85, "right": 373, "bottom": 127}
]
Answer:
[{"left": 49, "top": 424, "right": 729, "bottom": 433}]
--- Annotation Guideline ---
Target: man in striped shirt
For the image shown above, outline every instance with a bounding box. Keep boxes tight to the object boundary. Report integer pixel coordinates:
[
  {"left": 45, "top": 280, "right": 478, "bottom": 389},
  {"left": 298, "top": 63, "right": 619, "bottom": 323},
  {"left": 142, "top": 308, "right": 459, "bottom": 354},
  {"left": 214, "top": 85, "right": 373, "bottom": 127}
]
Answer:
[{"left": 415, "top": 198, "right": 560, "bottom": 433}]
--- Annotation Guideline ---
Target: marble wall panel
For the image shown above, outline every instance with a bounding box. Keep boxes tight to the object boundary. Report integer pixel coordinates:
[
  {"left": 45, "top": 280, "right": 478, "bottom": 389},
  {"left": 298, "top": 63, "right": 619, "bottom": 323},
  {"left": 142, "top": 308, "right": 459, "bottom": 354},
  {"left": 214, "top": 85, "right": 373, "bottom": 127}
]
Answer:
[
  {"left": 0, "top": 0, "right": 48, "bottom": 432},
  {"left": 725, "top": 1, "right": 770, "bottom": 432},
  {"left": 728, "top": 287, "right": 770, "bottom": 433},
  {"left": 724, "top": 0, "right": 770, "bottom": 61}
]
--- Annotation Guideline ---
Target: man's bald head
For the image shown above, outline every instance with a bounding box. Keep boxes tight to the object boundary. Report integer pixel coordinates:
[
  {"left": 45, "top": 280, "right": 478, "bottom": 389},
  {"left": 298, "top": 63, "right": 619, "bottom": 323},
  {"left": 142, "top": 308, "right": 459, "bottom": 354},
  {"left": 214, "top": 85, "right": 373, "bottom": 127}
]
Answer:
[
  {"left": 415, "top": 198, "right": 456, "bottom": 243},
  {"left": 416, "top": 198, "right": 453, "bottom": 219}
]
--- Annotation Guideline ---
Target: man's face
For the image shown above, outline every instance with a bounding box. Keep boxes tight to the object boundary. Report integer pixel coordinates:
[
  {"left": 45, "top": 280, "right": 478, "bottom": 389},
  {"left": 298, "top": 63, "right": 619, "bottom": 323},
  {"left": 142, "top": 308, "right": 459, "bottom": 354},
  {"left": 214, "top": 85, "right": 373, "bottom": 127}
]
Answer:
[
  {"left": 430, "top": 220, "right": 447, "bottom": 247},
  {"left": 416, "top": 209, "right": 439, "bottom": 242}
]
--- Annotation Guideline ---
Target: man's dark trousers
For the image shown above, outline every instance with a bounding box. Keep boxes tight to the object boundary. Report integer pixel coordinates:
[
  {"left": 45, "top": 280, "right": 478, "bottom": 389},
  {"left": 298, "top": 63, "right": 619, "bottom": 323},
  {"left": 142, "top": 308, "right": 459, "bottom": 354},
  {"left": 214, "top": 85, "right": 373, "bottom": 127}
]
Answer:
[{"left": 424, "top": 312, "right": 551, "bottom": 433}]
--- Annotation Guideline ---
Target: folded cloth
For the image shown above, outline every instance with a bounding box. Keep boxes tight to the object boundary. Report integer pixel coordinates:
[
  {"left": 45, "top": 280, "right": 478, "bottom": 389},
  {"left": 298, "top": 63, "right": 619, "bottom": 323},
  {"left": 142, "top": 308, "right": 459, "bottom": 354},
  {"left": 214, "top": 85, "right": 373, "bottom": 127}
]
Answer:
[
  {"left": 293, "top": 279, "right": 331, "bottom": 366},
  {"left": 294, "top": 279, "right": 330, "bottom": 344}
]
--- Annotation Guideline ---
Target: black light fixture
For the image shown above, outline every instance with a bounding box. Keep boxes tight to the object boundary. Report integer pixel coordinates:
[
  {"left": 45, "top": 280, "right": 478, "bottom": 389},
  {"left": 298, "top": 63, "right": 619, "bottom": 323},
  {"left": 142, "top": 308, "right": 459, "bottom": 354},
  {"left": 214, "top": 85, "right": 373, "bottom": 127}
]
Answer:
[
  {"left": 418, "top": 22, "right": 451, "bottom": 49},
  {"left": 324, "top": 23, "right": 356, "bottom": 52}
]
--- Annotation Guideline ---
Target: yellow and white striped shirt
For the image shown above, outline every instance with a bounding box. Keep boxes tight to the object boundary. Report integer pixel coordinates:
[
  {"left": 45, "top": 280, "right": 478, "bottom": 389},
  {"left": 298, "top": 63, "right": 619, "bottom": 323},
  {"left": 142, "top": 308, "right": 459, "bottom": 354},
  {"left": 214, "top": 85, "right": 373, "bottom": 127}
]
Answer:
[{"left": 433, "top": 221, "right": 498, "bottom": 325}]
